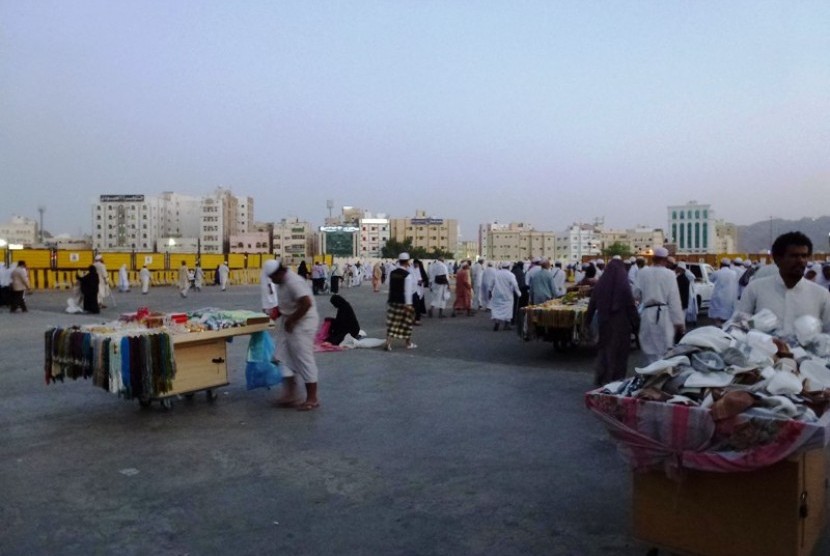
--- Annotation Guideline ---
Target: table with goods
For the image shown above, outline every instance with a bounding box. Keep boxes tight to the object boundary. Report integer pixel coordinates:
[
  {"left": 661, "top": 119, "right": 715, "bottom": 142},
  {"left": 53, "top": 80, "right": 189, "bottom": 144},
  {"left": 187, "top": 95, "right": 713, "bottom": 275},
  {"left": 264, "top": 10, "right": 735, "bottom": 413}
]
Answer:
[
  {"left": 586, "top": 310, "right": 830, "bottom": 556},
  {"left": 44, "top": 307, "right": 277, "bottom": 409},
  {"left": 520, "top": 288, "right": 594, "bottom": 350}
]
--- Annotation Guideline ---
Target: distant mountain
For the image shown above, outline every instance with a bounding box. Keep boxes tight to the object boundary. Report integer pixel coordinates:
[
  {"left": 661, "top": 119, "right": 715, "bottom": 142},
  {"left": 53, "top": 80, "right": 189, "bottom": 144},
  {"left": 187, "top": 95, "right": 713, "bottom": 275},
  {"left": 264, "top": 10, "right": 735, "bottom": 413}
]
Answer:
[{"left": 738, "top": 217, "right": 830, "bottom": 254}]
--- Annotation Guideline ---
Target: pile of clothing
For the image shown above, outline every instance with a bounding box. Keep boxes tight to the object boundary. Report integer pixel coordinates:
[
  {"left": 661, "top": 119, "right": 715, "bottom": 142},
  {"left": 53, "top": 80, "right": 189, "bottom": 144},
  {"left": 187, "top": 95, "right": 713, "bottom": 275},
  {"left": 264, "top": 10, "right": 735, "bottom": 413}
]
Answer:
[
  {"left": 602, "top": 311, "right": 830, "bottom": 422},
  {"left": 186, "top": 308, "right": 268, "bottom": 330},
  {"left": 587, "top": 310, "right": 830, "bottom": 473}
]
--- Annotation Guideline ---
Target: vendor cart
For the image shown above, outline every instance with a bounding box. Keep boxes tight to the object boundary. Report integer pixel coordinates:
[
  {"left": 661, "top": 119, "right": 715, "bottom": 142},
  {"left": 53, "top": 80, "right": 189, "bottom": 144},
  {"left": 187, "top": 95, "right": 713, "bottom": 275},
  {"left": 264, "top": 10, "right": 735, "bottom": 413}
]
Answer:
[
  {"left": 45, "top": 313, "right": 272, "bottom": 409},
  {"left": 521, "top": 299, "right": 591, "bottom": 351},
  {"left": 587, "top": 391, "right": 830, "bottom": 556}
]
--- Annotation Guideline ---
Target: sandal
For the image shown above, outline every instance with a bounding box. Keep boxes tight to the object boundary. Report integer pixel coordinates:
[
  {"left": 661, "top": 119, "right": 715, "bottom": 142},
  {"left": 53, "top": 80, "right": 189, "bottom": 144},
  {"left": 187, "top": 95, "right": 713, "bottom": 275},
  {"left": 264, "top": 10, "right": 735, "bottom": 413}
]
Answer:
[
  {"left": 297, "top": 401, "right": 320, "bottom": 411},
  {"left": 406, "top": 343, "right": 418, "bottom": 350}
]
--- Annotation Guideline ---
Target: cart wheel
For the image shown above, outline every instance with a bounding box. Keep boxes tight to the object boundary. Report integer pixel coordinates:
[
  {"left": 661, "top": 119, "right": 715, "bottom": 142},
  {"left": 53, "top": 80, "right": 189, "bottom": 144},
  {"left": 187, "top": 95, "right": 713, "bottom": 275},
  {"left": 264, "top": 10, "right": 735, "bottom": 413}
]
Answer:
[
  {"left": 160, "top": 398, "right": 173, "bottom": 410},
  {"left": 184, "top": 393, "right": 195, "bottom": 401},
  {"left": 138, "top": 398, "right": 152, "bottom": 409},
  {"left": 206, "top": 389, "right": 218, "bottom": 402}
]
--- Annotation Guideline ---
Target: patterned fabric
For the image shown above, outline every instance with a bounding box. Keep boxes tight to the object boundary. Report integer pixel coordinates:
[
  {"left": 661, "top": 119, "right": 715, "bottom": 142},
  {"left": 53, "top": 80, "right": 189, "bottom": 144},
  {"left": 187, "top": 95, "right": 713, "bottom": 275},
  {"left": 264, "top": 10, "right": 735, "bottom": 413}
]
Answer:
[
  {"left": 585, "top": 390, "right": 830, "bottom": 474},
  {"left": 386, "top": 302, "right": 414, "bottom": 339}
]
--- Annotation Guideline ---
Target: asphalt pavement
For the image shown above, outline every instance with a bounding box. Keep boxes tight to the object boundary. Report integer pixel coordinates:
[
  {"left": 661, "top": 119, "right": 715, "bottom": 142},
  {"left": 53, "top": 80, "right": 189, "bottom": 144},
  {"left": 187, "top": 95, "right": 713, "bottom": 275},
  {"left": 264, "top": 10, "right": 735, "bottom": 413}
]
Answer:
[{"left": 1, "top": 282, "right": 827, "bottom": 555}]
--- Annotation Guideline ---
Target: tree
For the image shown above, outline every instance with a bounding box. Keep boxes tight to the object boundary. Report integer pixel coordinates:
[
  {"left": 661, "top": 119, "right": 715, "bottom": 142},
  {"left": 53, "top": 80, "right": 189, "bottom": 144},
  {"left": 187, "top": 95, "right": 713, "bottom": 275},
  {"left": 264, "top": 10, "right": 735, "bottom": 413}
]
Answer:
[
  {"left": 381, "top": 238, "right": 414, "bottom": 259},
  {"left": 602, "top": 242, "right": 632, "bottom": 259}
]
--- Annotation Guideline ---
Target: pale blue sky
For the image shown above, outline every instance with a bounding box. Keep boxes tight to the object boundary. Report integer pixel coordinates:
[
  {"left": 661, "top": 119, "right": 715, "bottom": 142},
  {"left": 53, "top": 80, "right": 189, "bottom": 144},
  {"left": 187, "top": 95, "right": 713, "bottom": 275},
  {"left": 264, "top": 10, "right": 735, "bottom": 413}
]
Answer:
[{"left": 2, "top": 1, "right": 829, "bottom": 238}]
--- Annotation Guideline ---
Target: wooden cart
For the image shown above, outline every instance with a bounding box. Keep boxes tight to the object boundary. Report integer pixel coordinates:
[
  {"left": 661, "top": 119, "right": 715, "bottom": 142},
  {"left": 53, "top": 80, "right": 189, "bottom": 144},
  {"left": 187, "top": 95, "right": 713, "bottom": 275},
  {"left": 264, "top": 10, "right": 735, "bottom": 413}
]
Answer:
[
  {"left": 633, "top": 449, "right": 828, "bottom": 556},
  {"left": 139, "top": 321, "right": 272, "bottom": 409}
]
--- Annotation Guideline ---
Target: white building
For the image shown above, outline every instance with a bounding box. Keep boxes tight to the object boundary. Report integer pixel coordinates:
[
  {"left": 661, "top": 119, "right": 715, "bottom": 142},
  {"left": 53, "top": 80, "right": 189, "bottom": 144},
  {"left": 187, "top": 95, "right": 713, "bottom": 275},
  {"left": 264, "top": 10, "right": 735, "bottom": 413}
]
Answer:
[
  {"left": 273, "top": 217, "right": 313, "bottom": 265},
  {"left": 555, "top": 223, "right": 602, "bottom": 263},
  {"left": 92, "top": 194, "right": 161, "bottom": 251},
  {"left": 358, "top": 214, "right": 390, "bottom": 258},
  {"left": 599, "top": 226, "right": 665, "bottom": 256},
  {"left": 479, "top": 222, "right": 555, "bottom": 262},
  {"left": 158, "top": 192, "right": 202, "bottom": 238},
  {"left": 668, "top": 201, "right": 715, "bottom": 254},
  {"left": 0, "top": 215, "right": 38, "bottom": 247},
  {"left": 200, "top": 187, "right": 252, "bottom": 254}
]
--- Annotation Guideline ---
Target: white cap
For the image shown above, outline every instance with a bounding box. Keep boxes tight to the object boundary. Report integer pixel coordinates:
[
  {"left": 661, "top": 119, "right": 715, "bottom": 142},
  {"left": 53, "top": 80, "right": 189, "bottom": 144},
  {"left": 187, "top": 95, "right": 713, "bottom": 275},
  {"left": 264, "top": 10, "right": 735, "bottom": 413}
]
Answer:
[
  {"left": 263, "top": 259, "right": 280, "bottom": 275},
  {"left": 531, "top": 257, "right": 541, "bottom": 263},
  {"left": 743, "top": 260, "right": 752, "bottom": 267},
  {"left": 612, "top": 255, "right": 621, "bottom": 260},
  {"left": 596, "top": 259, "right": 605, "bottom": 265},
  {"left": 94, "top": 255, "right": 103, "bottom": 261},
  {"left": 500, "top": 262, "right": 511, "bottom": 268},
  {"left": 398, "top": 252, "right": 410, "bottom": 261},
  {"left": 721, "top": 257, "right": 731, "bottom": 265},
  {"left": 653, "top": 247, "right": 669, "bottom": 258},
  {"left": 733, "top": 257, "right": 743, "bottom": 264}
]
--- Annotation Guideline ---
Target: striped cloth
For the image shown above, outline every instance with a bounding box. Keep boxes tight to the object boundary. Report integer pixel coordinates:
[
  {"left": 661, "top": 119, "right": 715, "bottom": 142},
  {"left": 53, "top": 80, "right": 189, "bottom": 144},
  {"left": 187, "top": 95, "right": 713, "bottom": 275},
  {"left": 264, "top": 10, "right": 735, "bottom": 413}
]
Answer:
[{"left": 386, "top": 302, "right": 414, "bottom": 339}]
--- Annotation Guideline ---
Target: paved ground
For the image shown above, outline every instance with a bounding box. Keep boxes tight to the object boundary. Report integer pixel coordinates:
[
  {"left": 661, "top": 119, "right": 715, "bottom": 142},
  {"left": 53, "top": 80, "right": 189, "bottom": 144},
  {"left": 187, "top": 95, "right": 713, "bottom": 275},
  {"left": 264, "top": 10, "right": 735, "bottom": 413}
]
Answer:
[{"left": 1, "top": 283, "right": 828, "bottom": 555}]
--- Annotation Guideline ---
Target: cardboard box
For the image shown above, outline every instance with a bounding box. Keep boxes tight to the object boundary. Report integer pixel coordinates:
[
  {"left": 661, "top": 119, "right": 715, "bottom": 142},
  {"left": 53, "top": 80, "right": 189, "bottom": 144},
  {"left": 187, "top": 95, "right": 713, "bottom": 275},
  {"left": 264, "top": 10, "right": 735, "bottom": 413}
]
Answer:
[{"left": 633, "top": 450, "right": 827, "bottom": 556}]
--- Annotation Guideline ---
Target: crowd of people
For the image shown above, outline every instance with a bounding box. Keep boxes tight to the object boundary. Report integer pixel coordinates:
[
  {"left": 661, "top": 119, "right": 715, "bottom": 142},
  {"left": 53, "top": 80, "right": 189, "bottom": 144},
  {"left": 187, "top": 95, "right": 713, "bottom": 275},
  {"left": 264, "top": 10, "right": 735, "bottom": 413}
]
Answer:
[{"left": 8, "top": 231, "right": 830, "bottom": 418}]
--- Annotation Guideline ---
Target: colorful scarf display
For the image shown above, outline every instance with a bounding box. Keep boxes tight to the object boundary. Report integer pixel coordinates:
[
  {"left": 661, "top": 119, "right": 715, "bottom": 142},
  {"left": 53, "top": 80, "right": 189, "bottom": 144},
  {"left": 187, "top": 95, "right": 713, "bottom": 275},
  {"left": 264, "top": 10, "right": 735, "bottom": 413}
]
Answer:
[{"left": 45, "top": 327, "right": 177, "bottom": 399}]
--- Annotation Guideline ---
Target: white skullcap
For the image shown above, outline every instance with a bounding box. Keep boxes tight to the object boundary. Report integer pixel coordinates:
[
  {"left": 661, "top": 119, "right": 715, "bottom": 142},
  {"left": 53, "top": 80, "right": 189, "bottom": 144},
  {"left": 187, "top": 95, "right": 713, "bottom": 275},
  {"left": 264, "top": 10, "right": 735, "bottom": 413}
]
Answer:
[
  {"left": 500, "top": 262, "right": 511, "bottom": 268},
  {"left": 94, "top": 255, "right": 103, "bottom": 261},
  {"left": 263, "top": 259, "right": 280, "bottom": 275},
  {"left": 743, "top": 260, "right": 752, "bottom": 267},
  {"left": 398, "top": 252, "right": 410, "bottom": 261},
  {"left": 531, "top": 257, "right": 541, "bottom": 263},
  {"left": 612, "top": 255, "right": 621, "bottom": 260},
  {"left": 653, "top": 247, "right": 669, "bottom": 258},
  {"left": 733, "top": 257, "right": 743, "bottom": 264},
  {"left": 596, "top": 259, "right": 605, "bottom": 265},
  {"left": 721, "top": 257, "right": 731, "bottom": 265}
]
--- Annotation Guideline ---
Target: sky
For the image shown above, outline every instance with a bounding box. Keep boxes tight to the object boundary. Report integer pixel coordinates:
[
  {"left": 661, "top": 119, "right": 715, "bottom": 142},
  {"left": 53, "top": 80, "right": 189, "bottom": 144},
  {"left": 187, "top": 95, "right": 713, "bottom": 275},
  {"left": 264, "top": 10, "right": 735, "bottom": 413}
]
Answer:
[{"left": 2, "top": 1, "right": 829, "bottom": 240}]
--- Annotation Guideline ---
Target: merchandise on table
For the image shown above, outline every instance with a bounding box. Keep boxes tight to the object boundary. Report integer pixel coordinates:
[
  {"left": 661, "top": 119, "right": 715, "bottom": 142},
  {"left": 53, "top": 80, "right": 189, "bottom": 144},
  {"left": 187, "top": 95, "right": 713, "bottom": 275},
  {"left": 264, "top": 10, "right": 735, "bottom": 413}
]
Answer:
[
  {"left": 45, "top": 326, "right": 176, "bottom": 399},
  {"left": 587, "top": 309, "right": 830, "bottom": 473},
  {"left": 520, "top": 297, "right": 590, "bottom": 343}
]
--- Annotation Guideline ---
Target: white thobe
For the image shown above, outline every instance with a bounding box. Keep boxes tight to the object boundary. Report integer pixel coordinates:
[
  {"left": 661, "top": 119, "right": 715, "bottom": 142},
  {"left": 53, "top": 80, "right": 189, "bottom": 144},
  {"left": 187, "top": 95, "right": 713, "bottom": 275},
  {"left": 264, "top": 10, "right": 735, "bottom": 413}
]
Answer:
[
  {"left": 489, "top": 269, "right": 520, "bottom": 321},
  {"left": 472, "top": 263, "right": 485, "bottom": 308},
  {"left": 93, "top": 262, "right": 110, "bottom": 304},
  {"left": 118, "top": 266, "right": 129, "bottom": 292},
  {"left": 480, "top": 267, "right": 496, "bottom": 310},
  {"left": 551, "top": 267, "right": 566, "bottom": 297},
  {"left": 139, "top": 268, "right": 151, "bottom": 294},
  {"left": 736, "top": 274, "right": 830, "bottom": 336},
  {"left": 633, "top": 266, "right": 684, "bottom": 362},
  {"left": 709, "top": 267, "right": 738, "bottom": 321},
  {"left": 428, "top": 261, "right": 450, "bottom": 309},
  {"left": 218, "top": 264, "right": 230, "bottom": 290}
]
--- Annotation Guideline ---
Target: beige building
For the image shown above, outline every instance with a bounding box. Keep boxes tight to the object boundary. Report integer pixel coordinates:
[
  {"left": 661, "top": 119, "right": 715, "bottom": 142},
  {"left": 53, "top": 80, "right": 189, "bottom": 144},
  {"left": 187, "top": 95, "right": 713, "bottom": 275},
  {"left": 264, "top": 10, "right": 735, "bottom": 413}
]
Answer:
[
  {"left": 230, "top": 231, "right": 271, "bottom": 254},
  {"left": 0, "top": 215, "right": 38, "bottom": 247},
  {"left": 714, "top": 219, "right": 738, "bottom": 254},
  {"left": 273, "top": 217, "right": 313, "bottom": 265},
  {"left": 599, "top": 227, "right": 666, "bottom": 256},
  {"left": 389, "top": 210, "right": 458, "bottom": 255},
  {"left": 480, "top": 222, "right": 556, "bottom": 262}
]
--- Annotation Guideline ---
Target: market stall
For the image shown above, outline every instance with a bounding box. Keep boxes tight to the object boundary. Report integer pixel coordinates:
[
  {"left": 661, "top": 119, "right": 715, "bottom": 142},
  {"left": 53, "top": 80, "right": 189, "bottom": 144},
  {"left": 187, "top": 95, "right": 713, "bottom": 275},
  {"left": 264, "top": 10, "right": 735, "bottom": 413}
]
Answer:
[
  {"left": 520, "top": 292, "right": 591, "bottom": 350},
  {"left": 45, "top": 308, "right": 272, "bottom": 409},
  {"left": 586, "top": 314, "right": 830, "bottom": 556}
]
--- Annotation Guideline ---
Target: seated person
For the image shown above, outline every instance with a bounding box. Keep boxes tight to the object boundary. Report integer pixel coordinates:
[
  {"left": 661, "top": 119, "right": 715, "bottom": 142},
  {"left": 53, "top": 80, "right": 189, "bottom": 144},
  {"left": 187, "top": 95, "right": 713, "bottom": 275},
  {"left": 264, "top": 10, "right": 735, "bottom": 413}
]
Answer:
[{"left": 325, "top": 294, "right": 361, "bottom": 345}]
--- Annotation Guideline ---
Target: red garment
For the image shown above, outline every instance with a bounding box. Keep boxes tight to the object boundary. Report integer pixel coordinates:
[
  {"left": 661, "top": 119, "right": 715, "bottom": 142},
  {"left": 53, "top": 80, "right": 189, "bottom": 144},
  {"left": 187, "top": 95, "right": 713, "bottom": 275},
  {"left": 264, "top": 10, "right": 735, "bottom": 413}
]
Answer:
[{"left": 453, "top": 268, "right": 472, "bottom": 310}]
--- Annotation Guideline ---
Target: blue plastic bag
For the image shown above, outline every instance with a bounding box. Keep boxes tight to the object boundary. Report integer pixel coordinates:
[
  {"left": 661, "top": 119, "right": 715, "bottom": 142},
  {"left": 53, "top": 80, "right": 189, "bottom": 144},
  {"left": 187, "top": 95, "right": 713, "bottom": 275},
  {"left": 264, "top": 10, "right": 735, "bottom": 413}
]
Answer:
[{"left": 245, "top": 331, "right": 281, "bottom": 390}]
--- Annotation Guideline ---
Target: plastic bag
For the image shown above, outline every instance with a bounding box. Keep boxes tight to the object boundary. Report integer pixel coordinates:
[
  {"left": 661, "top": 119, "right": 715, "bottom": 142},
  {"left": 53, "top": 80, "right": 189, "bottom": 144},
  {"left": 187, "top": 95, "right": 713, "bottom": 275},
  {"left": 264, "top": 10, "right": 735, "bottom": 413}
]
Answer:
[
  {"left": 442, "top": 289, "right": 451, "bottom": 301},
  {"left": 245, "top": 331, "right": 281, "bottom": 390}
]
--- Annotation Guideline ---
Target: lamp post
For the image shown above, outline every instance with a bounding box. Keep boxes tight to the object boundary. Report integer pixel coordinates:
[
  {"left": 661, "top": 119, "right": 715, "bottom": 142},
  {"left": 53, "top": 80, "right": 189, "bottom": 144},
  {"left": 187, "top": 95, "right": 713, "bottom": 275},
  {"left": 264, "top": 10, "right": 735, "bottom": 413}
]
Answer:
[{"left": 37, "top": 205, "right": 45, "bottom": 245}]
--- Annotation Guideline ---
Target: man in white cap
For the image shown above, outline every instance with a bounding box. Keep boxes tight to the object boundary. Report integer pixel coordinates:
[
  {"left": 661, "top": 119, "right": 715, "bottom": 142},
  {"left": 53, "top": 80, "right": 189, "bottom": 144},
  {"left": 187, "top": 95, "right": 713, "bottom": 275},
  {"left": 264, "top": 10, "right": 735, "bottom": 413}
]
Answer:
[
  {"left": 268, "top": 260, "right": 321, "bottom": 411},
  {"left": 709, "top": 257, "right": 739, "bottom": 326},
  {"left": 261, "top": 259, "right": 280, "bottom": 318},
  {"left": 633, "top": 247, "right": 684, "bottom": 364},
  {"left": 629, "top": 256, "right": 645, "bottom": 287},
  {"left": 427, "top": 255, "right": 451, "bottom": 318},
  {"left": 525, "top": 257, "right": 542, "bottom": 288},
  {"left": 93, "top": 254, "right": 111, "bottom": 308},
  {"left": 218, "top": 260, "right": 230, "bottom": 291},
  {"left": 489, "top": 261, "right": 521, "bottom": 331},
  {"left": 552, "top": 260, "right": 566, "bottom": 298},
  {"left": 385, "top": 253, "right": 416, "bottom": 351}
]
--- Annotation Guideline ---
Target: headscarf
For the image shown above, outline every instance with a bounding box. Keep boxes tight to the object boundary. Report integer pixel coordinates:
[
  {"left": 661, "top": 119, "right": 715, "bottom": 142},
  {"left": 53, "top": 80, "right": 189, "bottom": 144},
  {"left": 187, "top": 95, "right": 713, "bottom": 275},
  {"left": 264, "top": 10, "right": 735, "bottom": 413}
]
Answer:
[
  {"left": 413, "top": 259, "right": 428, "bottom": 286},
  {"left": 327, "top": 294, "right": 361, "bottom": 344},
  {"left": 511, "top": 262, "right": 526, "bottom": 288},
  {"left": 297, "top": 260, "right": 309, "bottom": 278},
  {"left": 589, "top": 258, "right": 633, "bottom": 315}
]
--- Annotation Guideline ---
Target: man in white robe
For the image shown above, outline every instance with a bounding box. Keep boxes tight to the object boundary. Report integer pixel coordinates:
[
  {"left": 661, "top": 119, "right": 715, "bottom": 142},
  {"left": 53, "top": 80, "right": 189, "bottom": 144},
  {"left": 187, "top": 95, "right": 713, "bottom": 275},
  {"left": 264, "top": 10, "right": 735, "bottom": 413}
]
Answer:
[
  {"left": 93, "top": 255, "right": 111, "bottom": 307},
  {"left": 218, "top": 261, "right": 230, "bottom": 291},
  {"left": 194, "top": 264, "right": 204, "bottom": 291},
  {"left": 633, "top": 247, "right": 685, "bottom": 364},
  {"left": 735, "top": 231, "right": 830, "bottom": 335},
  {"left": 139, "top": 265, "right": 151, "bottom": 294},
  {"left": 551, "top": 261, "right": 566, "bottom": 298},
  {"left": 709, "top": 258, "right": 739, "bottom": 325},
  {"left": 471, "top": 259, "right": 485, "bottom": 310},
  {"left": 118, "top": 264, "right": 130, "bottom": 292},
  {"left": 489, "top": 262, "right": 521, "bottom": 331},
  {"left": 178, "top": 261, "right": 190, "bottom": 298},
  {"left": 480, "top": 263, "right": 496, "bottom": 311},
  {"left": 428, "top": 257, "right": 450, "bottom": 317}
]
